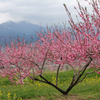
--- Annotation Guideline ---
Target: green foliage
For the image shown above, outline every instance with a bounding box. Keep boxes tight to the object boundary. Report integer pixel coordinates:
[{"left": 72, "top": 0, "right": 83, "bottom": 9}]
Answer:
[{"left": 0, "top": 69, "right": 100, "bottom": 100}]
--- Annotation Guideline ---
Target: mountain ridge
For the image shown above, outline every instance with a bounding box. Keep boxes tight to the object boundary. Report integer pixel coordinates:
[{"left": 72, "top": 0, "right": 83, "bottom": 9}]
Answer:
[{"left": 0, "top": 20, "right": 46, "bottom": 46}]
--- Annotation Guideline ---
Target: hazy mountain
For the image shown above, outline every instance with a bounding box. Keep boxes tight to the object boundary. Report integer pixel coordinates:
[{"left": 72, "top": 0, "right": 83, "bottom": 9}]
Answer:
[{"left": 0, "top": 21, "right": 46, "bottom": 46}]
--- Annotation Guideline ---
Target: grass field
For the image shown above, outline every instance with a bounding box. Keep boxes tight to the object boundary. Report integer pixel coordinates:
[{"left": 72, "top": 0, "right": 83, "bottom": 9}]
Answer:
[{"left": 0, "top": 69, "right": 100, "bottom": 100}]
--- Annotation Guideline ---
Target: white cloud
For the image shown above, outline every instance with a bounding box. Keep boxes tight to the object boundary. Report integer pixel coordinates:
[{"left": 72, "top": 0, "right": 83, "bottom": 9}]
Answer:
[{"left": 0, "top": 0, "right": 93, "bottom": 26}]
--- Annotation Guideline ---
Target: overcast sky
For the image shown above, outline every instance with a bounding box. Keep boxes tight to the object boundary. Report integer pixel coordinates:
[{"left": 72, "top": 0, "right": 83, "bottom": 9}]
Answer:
[{"left": 0, "top": 0, "right": 92, "bottom": 26}]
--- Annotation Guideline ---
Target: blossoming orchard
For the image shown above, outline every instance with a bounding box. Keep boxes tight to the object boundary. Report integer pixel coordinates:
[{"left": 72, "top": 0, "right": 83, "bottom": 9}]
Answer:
[{"left": 0, "top": 0, "right": 100, "bottom": 95}]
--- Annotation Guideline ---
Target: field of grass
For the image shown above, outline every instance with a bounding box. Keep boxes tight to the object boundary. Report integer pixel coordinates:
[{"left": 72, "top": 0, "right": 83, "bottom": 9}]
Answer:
[{"left": 0, "top": 69, "right": 100, "bottom": 100}]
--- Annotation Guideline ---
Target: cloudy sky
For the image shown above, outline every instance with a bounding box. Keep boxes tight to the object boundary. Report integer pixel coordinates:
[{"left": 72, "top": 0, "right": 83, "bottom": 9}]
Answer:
[{"left": 0, "top": 0, "right": 92, "bottom": 26}]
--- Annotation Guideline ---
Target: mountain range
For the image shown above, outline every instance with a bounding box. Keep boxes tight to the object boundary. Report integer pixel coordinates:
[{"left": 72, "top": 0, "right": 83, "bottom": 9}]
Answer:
[{"left": 0, "top": 21, "right": 46, "bottom": 46}]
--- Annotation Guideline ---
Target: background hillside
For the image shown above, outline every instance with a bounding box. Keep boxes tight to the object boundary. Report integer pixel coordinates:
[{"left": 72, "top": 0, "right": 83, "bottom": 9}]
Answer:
[{"left": 0, "top": 21, "right": 46, "bottom": 46}]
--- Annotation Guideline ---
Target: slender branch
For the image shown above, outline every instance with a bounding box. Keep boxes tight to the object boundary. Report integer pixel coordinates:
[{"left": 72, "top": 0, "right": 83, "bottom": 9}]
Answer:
[
  {"left": 56, "top": 64, "right": 61, "bottom": 86},
  {"left": 65, "top": 58, "right": 92, "bottom": 94},
  {"left": 77, "top": 68, "right": 100, "bottom": 84},
  {"left": 56, "top": 57, "right": 63, "bottom": 86},
  {"left": 74, "top": 57, "right": 92, "bottom": 85},
  {"left": 66, "top": 63, "right": 76, "bottom": 75},
  {"left": 9, "top": 62, "right": 22, "bottom": 70},
  {"left": 30, "top": 76, "right": 46, "bottom": 83},
  {"left": 77, "top": 70, "right": 96, "bottom": 83},
  {"left": 20, "top": 56, "right": 41, "bottom": 70},
  {"left": 41, "top": 50, "right": 48, "bottom": 74},
  {"left": 31, "top": 67, "right": 35, "bottom": 78},
  {"left": 70, "top": 74, "right": 77, "bottom": 86},
  {"left": 78, "top": 59, "right": 90, "bottom": 74}
]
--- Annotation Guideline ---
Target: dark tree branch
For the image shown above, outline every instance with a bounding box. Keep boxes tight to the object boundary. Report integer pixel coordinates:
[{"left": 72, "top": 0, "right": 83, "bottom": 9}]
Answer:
[
  {"left": 56, "top": 57, "right": 62, "bottom": 86},
  {"left": 56, "top": 64, "right": 61, "bottom": 86},
  {"left": 74, "top": 57, "right": 92, "bottom": 85},
  {"left": 39, "top": 75, "right": 65, "bottom": 94},
  {"left": 78, "top": 68, "right": 100, "bottom": 83},
  {"left": 67, "top": 63, "right": 77, "bottom": 75},
  {"left": 70, "top": 74, "right": 77, "bottom": 86},
  {"left": 21, "top": 56, "right": 41, "bottom": 70},
  {"left": 64, "top": 57, "right": 92, "bottom": 95},
  {"left": 41, "top": 50, "right": 48, "bottom": 74},
  {"left": 30, "top": 76, "right": 46, "bottom": 83},
  {"left": 77, "top": 70, "right": 96, "bottom": 83}
]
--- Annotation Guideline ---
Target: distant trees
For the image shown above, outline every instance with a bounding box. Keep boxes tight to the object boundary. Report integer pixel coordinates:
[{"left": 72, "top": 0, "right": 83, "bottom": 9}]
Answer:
[{"left": 0, "top": 0, "right": 100, "bottom": 95}]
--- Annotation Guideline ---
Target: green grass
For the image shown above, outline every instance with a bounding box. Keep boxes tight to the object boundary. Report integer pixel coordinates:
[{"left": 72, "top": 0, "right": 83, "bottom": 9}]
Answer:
[{"left": 0, "top": 69, "right": 100, "bottom": 100}]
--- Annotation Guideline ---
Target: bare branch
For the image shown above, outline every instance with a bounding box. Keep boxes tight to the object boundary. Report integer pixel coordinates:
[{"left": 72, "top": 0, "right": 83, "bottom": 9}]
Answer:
[
  {"left": 20, "top": 56, "right": 41, "bottom": 70},
  {"left": 77, "top": 68, "right": 100, "bottom": 84},
  {"left": 56, "top": 64, "right": 61, "bottom": 86},
  {"left": 30, "top": 76, "right": 46, "bottom": 83},
  {"left": 74, "top": 57, "right": 92, "bottom": 85},
  {"left": 39, "top": 75, "right": 65, "bottom": 94},
  {"left": 77, "top": 70, "right": 96, "bottom": 83},
  {"left": 66, "top": 63, "right": 77, "bottom": 75},
  {"left": 41, "top": 50, "right": 49, "bottom": 74}
]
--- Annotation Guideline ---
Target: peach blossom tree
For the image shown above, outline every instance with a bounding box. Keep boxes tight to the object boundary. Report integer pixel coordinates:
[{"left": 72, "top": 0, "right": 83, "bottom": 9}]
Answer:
[{"left": 0, "top": 0, "right": 100, "bottom": 95}]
